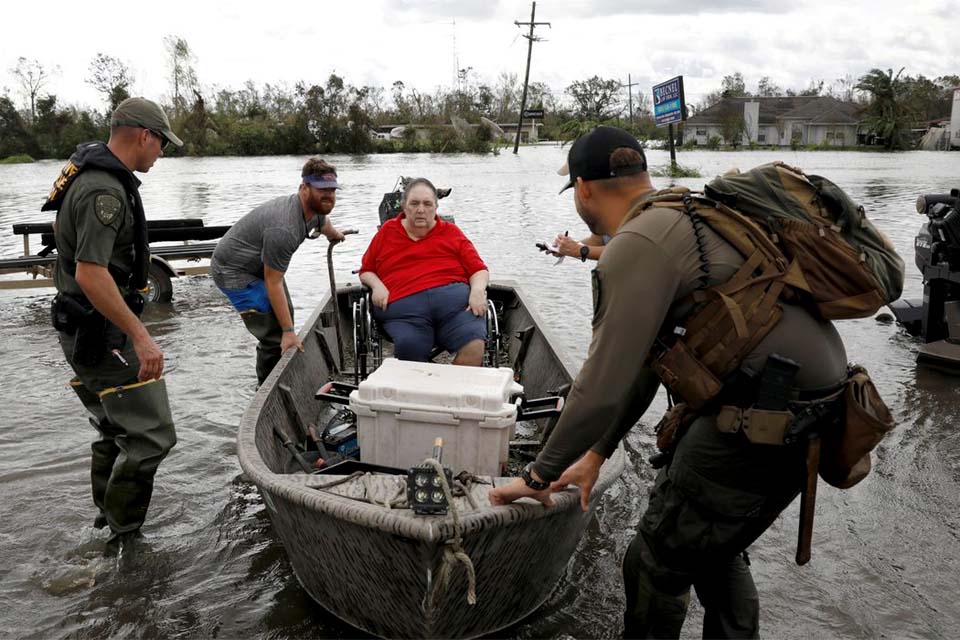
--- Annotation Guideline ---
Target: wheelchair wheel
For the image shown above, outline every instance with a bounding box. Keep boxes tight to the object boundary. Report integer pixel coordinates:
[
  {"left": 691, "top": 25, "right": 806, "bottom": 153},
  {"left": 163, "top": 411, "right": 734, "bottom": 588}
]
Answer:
[
  {"left": 352, "top": 295, "right": 369, "bottom": 385},
  {"left": 484, "top": 299, "right": 501, "bottom": 367}
]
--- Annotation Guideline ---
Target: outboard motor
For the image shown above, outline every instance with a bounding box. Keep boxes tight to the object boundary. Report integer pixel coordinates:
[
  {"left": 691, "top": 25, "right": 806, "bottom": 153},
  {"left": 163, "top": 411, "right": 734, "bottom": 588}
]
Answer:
[{"left": 889, "top": 189, "right": 960, "bottom": 367}]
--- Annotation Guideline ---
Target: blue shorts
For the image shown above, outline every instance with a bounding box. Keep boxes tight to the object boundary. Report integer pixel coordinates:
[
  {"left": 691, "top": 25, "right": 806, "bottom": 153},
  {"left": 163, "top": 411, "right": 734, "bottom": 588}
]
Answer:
[
  {"left": 372, "top": 282, "right": 487, "bottom": 362},
  {"left": 218, "top": 280, "right": 271, "bottom": 313}
]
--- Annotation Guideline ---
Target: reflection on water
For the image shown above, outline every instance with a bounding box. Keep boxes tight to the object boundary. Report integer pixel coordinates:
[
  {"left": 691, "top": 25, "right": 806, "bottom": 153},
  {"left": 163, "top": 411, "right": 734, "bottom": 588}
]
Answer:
[{"left": 2, "top": 148, "right": 960, "bottom": 638}]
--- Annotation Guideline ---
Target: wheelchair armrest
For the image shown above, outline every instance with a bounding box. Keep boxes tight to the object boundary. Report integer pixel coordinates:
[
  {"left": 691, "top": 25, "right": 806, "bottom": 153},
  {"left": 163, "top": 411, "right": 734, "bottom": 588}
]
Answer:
[
  {"left": 513, "top": 394, "right": 565, "bottom": 420},
  {"left": 316, "top": 380, "right": 359, "bottom": 404}
]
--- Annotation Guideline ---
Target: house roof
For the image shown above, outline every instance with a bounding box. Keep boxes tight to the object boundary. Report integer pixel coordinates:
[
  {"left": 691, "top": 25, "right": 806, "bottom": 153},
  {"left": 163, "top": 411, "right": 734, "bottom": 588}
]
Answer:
[
  {"left": 687, "top": 96, "right": 862, "bottom": 126},
  {"left": 780, "top": 96, "right": 861, "bottom": 121}
]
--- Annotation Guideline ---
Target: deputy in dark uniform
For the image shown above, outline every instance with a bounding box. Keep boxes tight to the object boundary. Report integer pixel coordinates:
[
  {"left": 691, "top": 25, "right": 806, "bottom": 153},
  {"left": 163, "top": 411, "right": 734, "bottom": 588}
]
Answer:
[
  {"left": 490, "top": 127, "right": 848, "bottom": 638},
  {"left": 46, "top": 97, "right": 183, "bottom": 547}
]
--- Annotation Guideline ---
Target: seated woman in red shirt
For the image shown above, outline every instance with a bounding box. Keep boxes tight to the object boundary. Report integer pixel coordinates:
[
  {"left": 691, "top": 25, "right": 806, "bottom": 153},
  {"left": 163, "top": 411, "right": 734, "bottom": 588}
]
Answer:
[{"left": 359, "top": 178, "right": 489, "bottom": 366}]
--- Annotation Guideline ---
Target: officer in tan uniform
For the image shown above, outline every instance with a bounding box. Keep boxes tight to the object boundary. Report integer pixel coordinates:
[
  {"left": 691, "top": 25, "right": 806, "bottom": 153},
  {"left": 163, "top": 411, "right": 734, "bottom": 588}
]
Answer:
[
  {"left": 46, "top": 97, "right": 182, "bottom": 549},
  {"left": 490, "top": 126, "right": 848, "bottom": 638}
]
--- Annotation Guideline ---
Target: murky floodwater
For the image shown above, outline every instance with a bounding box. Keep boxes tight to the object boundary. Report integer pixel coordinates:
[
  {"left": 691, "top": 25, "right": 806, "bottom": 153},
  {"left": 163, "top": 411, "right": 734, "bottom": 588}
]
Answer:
[{"left": 1, "top": 146, "right": 959, "bottom": 639}]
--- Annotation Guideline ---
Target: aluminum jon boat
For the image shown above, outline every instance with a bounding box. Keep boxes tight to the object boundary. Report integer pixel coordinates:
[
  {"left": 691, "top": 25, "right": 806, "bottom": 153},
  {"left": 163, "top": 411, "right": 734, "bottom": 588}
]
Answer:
[{"left": 236, "top": 280, "right": 625, "bottom": 639}]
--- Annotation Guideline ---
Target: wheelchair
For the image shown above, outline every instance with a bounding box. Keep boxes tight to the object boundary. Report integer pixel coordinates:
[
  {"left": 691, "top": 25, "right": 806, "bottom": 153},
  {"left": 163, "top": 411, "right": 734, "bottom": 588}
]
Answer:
[{"left": 351, "top": 289, "right": 501, "bottom": 383}]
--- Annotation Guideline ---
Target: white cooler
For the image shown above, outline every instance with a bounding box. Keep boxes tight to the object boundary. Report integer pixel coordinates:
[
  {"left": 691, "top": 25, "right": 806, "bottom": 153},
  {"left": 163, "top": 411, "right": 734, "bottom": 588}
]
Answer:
[{"left": 349, "top": 358, "right": 523, "bottom": 476}]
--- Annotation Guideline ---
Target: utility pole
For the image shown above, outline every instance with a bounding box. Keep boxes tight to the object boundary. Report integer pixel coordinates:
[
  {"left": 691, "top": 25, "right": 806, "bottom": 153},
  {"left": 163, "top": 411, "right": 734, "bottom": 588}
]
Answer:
[
  {"left": 513, "top": 1, "right": 550, "bottom": 154},
  {"left": 624, "top": 74, "right": 639, "bottom": 126}
]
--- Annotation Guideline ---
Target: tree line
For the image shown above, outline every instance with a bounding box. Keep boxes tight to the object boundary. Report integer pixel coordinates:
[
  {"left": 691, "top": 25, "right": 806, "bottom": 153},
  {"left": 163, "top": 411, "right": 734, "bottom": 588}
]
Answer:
[{"left": 2, "top": 37, "right": 957, "bottom": 160}]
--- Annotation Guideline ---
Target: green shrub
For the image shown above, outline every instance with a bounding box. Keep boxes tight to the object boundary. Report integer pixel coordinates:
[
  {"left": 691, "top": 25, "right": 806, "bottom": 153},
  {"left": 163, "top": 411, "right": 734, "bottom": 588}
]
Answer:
[
  {"left": 706, "top": 136, "right": 722, "bottom": 150},
  {"left": 0, "top": 154, "right": 35, "bottom": 164},
  {"left": 649, "top": 163, "right": 702, "bottom": 178}
]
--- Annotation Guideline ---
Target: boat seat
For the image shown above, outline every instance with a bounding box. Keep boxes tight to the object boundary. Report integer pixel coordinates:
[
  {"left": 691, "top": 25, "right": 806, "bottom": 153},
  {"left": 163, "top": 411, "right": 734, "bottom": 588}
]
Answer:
[{"left": 351, "top": 288, "right": 501, "bottom": 383}]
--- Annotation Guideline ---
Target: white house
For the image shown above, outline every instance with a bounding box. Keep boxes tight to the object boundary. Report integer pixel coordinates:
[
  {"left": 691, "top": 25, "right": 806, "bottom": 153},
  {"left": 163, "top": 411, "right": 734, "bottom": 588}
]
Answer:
[{"left": 685, "top": 96, "right": 862, "bottom": 147}]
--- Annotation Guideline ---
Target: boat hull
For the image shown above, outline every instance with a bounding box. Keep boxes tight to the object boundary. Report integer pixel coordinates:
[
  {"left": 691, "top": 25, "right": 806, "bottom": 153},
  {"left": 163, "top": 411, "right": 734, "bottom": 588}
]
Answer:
[{"left": 238, "top": 281, "right": 626, "bottom": 638}]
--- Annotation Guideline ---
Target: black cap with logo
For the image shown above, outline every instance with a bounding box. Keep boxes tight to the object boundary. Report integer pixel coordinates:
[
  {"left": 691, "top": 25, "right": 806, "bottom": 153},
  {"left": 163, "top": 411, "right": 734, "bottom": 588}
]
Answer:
[{"left": 557, "top": 126, "right": 646, "bottom": 193}]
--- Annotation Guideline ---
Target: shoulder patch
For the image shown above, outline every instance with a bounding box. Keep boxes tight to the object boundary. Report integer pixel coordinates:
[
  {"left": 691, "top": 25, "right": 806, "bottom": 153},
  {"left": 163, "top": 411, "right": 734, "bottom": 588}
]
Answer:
[{"left": 94, "top": 194, "right": 122, "bottom": 226}]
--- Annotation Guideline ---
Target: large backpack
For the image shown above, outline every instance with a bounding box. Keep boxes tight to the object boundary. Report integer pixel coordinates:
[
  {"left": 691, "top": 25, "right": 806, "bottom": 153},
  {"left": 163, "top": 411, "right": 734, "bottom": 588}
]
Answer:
[{"left": 635, "top": 161, "right": 905, "bottom": 411}]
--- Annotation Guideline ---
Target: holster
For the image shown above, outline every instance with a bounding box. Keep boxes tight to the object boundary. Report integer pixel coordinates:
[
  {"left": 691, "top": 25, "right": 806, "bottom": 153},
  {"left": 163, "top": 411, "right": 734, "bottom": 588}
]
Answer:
[
  {"left": 648, "top": 402, "right": 695, "bottom": 469},
  {"left": 53, "top": 292, "right": 144, "bottom": 367}
]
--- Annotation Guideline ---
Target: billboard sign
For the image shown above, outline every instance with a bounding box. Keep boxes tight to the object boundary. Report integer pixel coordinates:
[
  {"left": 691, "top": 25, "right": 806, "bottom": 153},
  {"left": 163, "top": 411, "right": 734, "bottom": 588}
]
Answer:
[
  {"left": 522, "top": 108, "right": 545, "bottom": 119},
  {"left": 653, "top": 76, "right": 686, "bottom": 127}
]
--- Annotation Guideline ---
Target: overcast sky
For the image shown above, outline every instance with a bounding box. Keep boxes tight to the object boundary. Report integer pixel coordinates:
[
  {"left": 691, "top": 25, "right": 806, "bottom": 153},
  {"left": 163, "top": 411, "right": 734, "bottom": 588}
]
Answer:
[{"left": 2, "top": 0, "right": 957, "bottom": 114}]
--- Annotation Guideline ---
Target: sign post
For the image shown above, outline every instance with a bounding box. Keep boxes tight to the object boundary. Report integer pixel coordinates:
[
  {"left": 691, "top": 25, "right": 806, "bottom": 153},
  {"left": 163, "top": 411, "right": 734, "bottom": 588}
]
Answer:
[{"left": 652, "top": 75, "right": 687, "bottom": 173}]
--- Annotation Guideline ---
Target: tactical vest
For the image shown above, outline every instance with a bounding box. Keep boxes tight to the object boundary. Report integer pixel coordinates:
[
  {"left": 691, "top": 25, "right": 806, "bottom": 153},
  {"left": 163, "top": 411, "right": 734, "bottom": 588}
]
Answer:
[{"left": 42, "top": 142, "right": 150, "bottom": 291}]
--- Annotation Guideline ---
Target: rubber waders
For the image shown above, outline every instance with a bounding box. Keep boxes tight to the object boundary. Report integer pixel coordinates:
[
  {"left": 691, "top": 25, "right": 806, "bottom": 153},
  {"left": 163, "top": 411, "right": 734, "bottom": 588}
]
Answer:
[
  {"left": 241, "top": 309, "right": 284, "bottom": 385},
  {"left": 98, "top": 378, "right": 176, "bottom": 534},
  {"left": 70, "top": 378, "right": 120, "bottom": 528}
]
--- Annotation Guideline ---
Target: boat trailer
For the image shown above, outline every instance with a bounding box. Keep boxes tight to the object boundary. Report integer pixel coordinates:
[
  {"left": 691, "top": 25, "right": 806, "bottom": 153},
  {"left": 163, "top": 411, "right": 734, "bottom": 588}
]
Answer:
[{"left": 0, "top": 218, "right": 230, "bottom": 303}]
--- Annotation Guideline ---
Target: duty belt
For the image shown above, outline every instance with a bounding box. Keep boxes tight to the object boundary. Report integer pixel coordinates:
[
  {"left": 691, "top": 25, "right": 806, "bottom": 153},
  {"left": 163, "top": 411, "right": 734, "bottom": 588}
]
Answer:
[{"left": 714, "top": 383, "right": 845, "bottom": 446}]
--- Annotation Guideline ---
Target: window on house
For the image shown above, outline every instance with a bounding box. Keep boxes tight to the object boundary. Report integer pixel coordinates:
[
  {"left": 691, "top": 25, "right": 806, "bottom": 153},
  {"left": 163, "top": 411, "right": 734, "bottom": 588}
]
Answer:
[
  {"left": 826, "top": 132, "right": 835, "bottom": 140},
  {"left": 836, "top": 132, "right": 845, "bottom": 142},
  {"left": 758, "top": 134, "right": 766, "bottom": 142},
  {"left": 696, "top": 128, "right": 707, "bottom": 136}
]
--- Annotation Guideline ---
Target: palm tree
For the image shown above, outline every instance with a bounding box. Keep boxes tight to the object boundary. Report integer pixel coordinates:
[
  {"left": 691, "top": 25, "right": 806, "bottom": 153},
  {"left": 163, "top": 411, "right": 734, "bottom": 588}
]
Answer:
[{"left": 855, "top": 68, "right": 913, "bottom": 150}]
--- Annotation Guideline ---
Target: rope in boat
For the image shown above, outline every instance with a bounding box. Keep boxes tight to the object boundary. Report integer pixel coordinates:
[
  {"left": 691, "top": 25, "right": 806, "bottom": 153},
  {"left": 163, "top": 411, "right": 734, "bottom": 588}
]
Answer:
[{"left": 424, "top": 457, "right": 477, "bottom": 606}]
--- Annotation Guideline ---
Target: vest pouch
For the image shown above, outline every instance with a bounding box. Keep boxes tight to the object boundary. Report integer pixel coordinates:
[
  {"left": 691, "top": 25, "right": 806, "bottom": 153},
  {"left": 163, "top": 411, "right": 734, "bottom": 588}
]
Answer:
[
  {"left": 654, "top": 402, "right": 690, "bottom": 452},
  {"left": 819, "top": 365, "right": 894, "bottom": 488},
  {"left": 650, "top": 340, "right": 722, "bottom": 410}
]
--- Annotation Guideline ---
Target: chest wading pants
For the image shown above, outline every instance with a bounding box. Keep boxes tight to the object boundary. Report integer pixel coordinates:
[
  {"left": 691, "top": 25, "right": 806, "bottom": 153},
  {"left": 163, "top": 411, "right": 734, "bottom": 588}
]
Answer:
[
  {"left": 60, "top": 332, "right": 176, "bottom": 535},
  {"left": 238, "top": 281, "right": 294, "bottom": 386}
]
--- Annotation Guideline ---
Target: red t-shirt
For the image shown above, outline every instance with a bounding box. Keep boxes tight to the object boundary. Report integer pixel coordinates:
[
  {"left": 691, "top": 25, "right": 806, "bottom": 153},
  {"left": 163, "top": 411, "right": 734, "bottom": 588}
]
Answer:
[{"left": 359, "top": 214, "right": 488, "bottom": 304}]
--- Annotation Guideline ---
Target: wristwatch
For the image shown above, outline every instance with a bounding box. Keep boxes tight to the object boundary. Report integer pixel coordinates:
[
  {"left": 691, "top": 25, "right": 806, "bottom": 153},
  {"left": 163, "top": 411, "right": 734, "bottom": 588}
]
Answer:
[
  {"left": 579, "top": 244, "right": 590, "bottom": 262},
  {"left": 522, "top": 463, "right": 550, "bottom": 491}
]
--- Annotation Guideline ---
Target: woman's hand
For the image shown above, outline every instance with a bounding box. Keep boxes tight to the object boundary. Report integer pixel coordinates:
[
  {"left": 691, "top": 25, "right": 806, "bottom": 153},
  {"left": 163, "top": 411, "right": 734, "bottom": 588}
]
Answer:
[
  {"left": 371, "top": 284, "right": 390, "bottom": 310},
  {"left": 467, "top": 287, "right": 487, "bottom": 317}
]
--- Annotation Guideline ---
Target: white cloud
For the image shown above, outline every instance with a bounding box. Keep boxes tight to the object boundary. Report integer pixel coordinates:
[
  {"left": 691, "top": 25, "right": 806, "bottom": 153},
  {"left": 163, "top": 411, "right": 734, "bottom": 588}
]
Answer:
[{"left": 1, "top": 0, "right": 956, "bottom": 113}]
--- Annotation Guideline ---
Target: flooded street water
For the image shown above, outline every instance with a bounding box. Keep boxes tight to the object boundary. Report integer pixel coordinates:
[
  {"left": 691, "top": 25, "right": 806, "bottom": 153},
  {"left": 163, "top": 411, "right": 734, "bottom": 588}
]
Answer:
[{"left": 1, "top": 146, "right": 959, "bottom": 639}]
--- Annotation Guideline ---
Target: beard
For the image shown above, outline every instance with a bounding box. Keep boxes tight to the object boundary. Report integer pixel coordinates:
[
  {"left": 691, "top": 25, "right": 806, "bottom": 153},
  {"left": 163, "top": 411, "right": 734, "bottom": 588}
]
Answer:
[
  {"left": 310, "top": 191, "right": 336, "bottom": 215},
  {"left": 575, "top": 195, "right": 601, "bottom": 235}
]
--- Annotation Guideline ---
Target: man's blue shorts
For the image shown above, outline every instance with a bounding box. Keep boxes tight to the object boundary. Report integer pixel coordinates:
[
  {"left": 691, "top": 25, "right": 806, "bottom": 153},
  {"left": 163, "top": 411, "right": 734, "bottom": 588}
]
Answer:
[
  {"left": 218, "top": 279, "right": 271, "bottom": 313},
  {"left": 372, "top": 282, "right": 487, "bottom": 362}
]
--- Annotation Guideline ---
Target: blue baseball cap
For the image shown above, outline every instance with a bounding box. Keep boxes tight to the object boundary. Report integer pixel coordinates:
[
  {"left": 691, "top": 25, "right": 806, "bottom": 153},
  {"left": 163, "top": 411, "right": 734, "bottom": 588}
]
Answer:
[{"left": 303, "top": 172, "right": 339, "bottom": 190}]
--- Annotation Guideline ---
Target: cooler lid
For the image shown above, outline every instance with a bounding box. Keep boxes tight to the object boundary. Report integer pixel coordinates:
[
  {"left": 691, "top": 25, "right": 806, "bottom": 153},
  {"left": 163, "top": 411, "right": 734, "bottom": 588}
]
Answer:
[{"left": 351, "top": 358, "right": 523, "bottom": 415}]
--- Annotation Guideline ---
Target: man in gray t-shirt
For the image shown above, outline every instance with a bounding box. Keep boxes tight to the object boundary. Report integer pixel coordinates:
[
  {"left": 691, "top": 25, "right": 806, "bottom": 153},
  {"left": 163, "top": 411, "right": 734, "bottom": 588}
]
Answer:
[{"left": 211, "top": 157, "right": 346, "bottom": 384}]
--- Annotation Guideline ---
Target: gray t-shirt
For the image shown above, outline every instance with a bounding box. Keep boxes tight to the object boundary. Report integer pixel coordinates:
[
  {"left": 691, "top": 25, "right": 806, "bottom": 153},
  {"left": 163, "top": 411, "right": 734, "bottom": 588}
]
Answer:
[{"left": 211, "top": 194, "right": 324, "bottom": 289}]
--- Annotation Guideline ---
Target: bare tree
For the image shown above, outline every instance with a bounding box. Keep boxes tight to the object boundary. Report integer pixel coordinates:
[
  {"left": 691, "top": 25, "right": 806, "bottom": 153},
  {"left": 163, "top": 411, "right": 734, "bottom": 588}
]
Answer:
[
  {"left": 494, "top": 72, "right": 519, "bottom": 122},
  {"left": 10, "top": 57, "right": 57, "bottom": 123},
  {"left": 756, "top": 76, "right": 782, "bottom": 97},
  {"left": 164, "top": 35, "right": 198, "bottom": 116},
  {"left": 827, "top": 75, "right": 856, "bottom": 102},
  {"left": 87, "top": 53, "right": 134, "bottom": 111}
]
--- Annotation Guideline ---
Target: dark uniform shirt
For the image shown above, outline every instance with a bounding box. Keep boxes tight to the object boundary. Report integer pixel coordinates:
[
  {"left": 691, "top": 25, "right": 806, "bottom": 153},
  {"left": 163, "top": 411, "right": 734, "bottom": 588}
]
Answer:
[
  {"left": 533, "top": 200, "right": 849, "bottom": 481},
  {"left": 53, "top": 169, "right": 135, "bottom": 296}
]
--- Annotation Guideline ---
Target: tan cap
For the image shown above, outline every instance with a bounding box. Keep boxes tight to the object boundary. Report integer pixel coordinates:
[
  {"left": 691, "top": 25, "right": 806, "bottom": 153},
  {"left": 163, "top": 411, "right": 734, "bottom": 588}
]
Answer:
[{"left": 111, "top": 97, "right": 184, "bottom": 147}]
